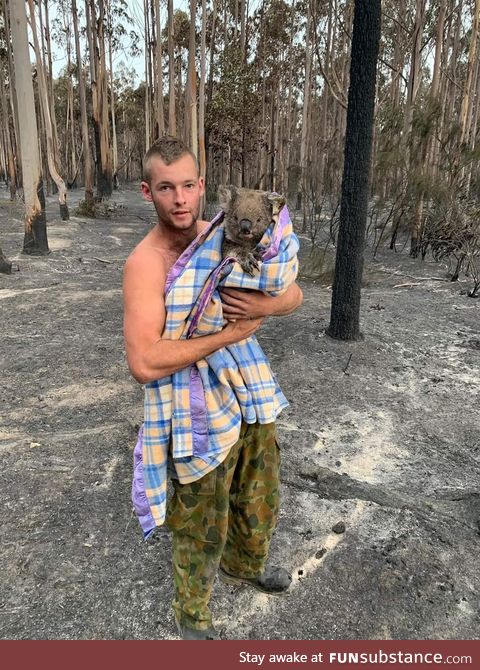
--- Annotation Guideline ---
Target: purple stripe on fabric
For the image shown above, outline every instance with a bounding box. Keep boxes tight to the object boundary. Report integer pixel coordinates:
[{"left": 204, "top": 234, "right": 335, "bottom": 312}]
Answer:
[
  {"left": 131, "top": 425, "right": 156, "bottom": 536},
  {"left": 186, "top": 256, "right": 235, "bottom": 338},
  {"left": 165, "top": 210, "right": 225, "bottom": 296},
  {"left": 189, "top": 365, "right": 209, "bottom": 455},
  {"left": 261, "top": 205, "right": 290, "bottom": 262}
]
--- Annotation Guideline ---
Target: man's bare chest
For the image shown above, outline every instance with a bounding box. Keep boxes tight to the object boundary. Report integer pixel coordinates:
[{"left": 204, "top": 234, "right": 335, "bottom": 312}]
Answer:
[{"left": 162, "top": 250, "right": 182, "bottom": 275}]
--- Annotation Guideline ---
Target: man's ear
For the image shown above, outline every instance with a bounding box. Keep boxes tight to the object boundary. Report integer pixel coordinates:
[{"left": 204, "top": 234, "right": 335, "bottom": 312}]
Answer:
[
  {"left": 267, "top": 192, "right": 286, "bottom": 216},
  {"left": 218, "top": 185, "right": 236, "bottom": 211},
  {"left": 141, "top": 181, "right": 152, "bottom": 202}
]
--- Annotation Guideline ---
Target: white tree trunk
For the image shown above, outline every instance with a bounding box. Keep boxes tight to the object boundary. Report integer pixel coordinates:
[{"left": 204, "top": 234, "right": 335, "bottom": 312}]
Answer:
[
  {"left": 168, "top": 0, "right": 176, "bottom": 135},
  {"left": 300, "top": 1, "right": 312, "bottom": 228},
  {"left": 154, "top": 0, "right": 165, "bottom": 136},
  {"left": 186, "top": 0, "right": 198, "bottom": 155},
  {"left": 199, "top": 0, "right": 207, "bottom": 180},
  {"left": 460, "top": 0, "right": 480, "bottom": 145},
  {"left": 108, "top": 30, "right": 118, "bottom": 184},
  {"left": 27, "top": 0, "right": 69, "bottom": 220},
  {"left": 72, "top": 0, "right": 94, "bottom": 207},
  {"left": 9, "top": 0, "right": 49, "bottom": 253}
]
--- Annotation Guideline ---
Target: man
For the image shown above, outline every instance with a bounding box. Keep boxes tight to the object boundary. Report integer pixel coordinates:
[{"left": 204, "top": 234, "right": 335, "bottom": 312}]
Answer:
[{"left": 124, "top": 136, "right": 303, "bottom": 639}]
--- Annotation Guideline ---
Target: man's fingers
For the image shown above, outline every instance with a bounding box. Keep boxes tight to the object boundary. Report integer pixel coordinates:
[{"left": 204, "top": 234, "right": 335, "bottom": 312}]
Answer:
[
  {"left": 222, "top": 305, "right": 245, "bottom": 317},
  {"left": 221, "top": 287, "right": 246, "bottom": 296},
  {"left": 222, "top": 302, "right": 249, "bottom": 318},
  {"left": 222, "top": 297, "right": 245, "bottom": 309},
  {"left": 220, "top": 291, "right": 247, "bottom": 307}
]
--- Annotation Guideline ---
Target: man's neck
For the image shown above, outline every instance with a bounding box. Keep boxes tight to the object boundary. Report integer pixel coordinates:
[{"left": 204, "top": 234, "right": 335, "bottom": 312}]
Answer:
[{"left": 156, "top": 221, "right": 199, "bottom": 253}]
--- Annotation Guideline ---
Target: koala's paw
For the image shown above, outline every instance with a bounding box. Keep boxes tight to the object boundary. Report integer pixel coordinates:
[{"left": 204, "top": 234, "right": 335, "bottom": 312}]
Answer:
[
  {"left": 253, "top": 246, "right": 265, "bottom": 261},
  {"left": 239, "top": 251, "right": 260, "bottom": 276}
]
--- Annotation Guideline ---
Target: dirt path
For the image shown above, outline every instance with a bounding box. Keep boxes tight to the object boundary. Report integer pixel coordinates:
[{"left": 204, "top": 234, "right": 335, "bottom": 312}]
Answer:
[{"left": 0, "top": 185, "right": 478, "bottom": 639}]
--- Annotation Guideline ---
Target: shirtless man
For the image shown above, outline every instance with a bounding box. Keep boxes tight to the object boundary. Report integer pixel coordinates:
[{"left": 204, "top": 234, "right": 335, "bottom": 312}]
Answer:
[{"left": 123, "top": 136, "right": 303, "bottom": 639}]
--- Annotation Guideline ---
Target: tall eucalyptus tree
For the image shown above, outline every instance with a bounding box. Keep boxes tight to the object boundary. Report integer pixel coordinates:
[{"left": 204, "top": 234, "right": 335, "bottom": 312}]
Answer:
[{"left": 9, "top": 0, "right": 49, "bottom": 254}]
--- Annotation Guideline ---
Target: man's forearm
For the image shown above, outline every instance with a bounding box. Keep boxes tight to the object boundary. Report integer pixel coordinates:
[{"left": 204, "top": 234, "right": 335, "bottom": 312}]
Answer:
[
  {"left": 129, "top": 317, "right": 264, "bottom": 384},
  {"left": 131, "top": 329, "right": 231, "bottom": 384},
  {"left": 268, "top": 282, "right": 303, "bottom": 316},
  {"left": 219, "top": 282, "right": 303, "bottom": 320}
]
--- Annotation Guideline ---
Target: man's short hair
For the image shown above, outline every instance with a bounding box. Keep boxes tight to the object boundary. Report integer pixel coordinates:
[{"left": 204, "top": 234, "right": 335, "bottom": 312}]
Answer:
[{"left": 143, "top": 136, "right": 198, "bottom": 183}]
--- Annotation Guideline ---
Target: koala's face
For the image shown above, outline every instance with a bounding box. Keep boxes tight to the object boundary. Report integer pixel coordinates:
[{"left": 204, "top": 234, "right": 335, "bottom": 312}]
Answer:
[{"left": 218, "top": 186, "right": 285, "bottom": 245}]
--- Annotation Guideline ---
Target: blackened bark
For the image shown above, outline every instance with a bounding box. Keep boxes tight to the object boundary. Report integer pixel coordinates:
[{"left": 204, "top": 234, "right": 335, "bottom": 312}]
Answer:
[
  {"left": 0, "top": 244, "right": 12, "bottom": 274},
  {"left": 23, "top": 179, "right": 49, "bottom": 255},
  {"left": 97, "top": 169, "right": 113, "bottom": 199},
  {"left": 93, "top": 120, "right": 112, "bottom": 199},
  {"left": 60, "top": 203, "right": 69, "bottom": 220},
  {"left": 326, "top": 0, "right": 381, "bottom": 341}
]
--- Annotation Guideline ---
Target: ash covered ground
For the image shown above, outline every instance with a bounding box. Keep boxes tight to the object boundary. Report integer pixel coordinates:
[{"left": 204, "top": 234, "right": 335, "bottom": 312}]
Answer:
[{"left": 0, "top": 184, "right": 479, "bottom": 639}]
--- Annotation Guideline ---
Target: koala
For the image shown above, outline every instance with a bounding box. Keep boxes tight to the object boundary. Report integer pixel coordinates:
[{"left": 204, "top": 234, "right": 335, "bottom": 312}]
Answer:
[{"left": 218, "top": 185, "right": 286, "bottom": 275}]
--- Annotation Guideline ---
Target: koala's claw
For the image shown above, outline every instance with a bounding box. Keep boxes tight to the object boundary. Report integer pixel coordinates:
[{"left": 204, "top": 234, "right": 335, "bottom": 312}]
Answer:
[{"left": 240, "top": 252, "right": 260, "bottom": 276}]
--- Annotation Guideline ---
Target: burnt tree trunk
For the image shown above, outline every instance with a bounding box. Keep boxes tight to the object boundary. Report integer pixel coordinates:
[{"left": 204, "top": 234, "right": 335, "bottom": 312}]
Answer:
[
  {"left": 0, "top": 243, "right": 12, "bottom": 274},
  {"left": 326, "top": 0, "right": 381, "bottom": 341},
  {"left": 72, "top": 0, "right": 94, "bottom": 209},
  {"left": 9, "top": 0, "right": 49, "bottom": 255}
]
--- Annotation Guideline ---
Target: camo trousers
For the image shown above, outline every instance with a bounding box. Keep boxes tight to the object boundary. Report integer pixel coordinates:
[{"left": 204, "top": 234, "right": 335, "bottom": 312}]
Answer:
[{"left": 165, "top": 421, "right": 280, "bottom": 630}]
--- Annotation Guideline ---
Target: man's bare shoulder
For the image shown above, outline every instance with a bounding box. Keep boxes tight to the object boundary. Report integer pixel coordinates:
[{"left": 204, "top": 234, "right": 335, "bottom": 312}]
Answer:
[
  {"left": 125, "top": 219, "right": 210, "bottom": 282},
  {"left": 126, "top": 227, "right": 165, "bottom": 265},
  {"left": 124, "top": 231, "right": 167, "bottom": 288}
]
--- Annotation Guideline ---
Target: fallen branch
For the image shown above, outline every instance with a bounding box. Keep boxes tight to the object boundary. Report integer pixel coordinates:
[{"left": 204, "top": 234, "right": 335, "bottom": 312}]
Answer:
[
  {"left": 374, "top": 269, "right": 449, "bottom": 282},
  {"left": 83, "top": 257, "right": 126, "bottom": 264},
  {"left": 343, "top": 353, "right": 353, "bottom": 373}
]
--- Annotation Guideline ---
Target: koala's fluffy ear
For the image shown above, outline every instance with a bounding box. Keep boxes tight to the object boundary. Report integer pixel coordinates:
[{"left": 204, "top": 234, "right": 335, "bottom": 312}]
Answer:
[
  {"left": 218, "top": 185, "right": 237, "bottom": 211},
  {"left": 267, "top": 192, "right": 286, "bottom": 216}
]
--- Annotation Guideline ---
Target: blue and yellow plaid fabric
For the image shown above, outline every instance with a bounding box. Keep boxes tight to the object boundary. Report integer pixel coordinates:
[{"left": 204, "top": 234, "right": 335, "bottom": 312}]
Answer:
[{"left": 141, "top": 206, "right": 299, "bottom": 530}]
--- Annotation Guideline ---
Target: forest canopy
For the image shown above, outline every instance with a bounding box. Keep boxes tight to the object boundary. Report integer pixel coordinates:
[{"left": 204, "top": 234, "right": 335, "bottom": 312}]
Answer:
[{"left": 0, "top": 0, "right": 479, "bottom": 294}]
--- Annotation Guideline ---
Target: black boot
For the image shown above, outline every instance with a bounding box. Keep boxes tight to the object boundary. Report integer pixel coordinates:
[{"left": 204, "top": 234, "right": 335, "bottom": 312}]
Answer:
[
  {"left": 174, "top": 613, "right": 220, "bottom": 640},
  {"left": 219, "top": 565, "right": 292, "bottom": 595}
]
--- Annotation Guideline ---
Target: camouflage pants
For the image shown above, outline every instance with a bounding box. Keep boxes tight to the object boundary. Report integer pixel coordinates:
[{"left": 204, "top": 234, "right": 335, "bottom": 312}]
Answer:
[{"left": 165, "top": 421, "right": 280, "bottom": 630}]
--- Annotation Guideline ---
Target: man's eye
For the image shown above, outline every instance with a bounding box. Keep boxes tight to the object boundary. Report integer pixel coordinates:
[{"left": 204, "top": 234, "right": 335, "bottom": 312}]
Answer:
[
  {"left": 185, "top": 183, "right": 195, "bottom": 189},
  {"left": 159, "top": 185, "right": 170, "bottom": 191}
]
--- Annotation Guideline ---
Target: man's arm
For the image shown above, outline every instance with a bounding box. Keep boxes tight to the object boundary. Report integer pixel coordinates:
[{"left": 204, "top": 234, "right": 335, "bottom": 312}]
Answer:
[
  {"left": 123, "top": 248, "right": 265, "bottom": 384},
  {"left": 220, "top": 282, "right": 303, "bottom": 321}
]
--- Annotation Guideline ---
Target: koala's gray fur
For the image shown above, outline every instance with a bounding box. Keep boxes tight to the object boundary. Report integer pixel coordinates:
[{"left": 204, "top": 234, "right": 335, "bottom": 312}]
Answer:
[{"left": 218, "top": 185, "right": 286, "bottom": 275}]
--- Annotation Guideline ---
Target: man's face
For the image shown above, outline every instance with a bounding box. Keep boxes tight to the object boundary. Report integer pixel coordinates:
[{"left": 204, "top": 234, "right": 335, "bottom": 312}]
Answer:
[{"left": 141, "top": 153, "right": 205, "bottom": 232}]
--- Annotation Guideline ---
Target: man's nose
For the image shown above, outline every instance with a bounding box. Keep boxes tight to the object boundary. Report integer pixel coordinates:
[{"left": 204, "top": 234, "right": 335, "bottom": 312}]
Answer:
[
  {"left": 239, "top": 219, "right": 252, "bottom": 234},
  {"left": 174, "top": 186, "right": 186, "bottom": 203}
]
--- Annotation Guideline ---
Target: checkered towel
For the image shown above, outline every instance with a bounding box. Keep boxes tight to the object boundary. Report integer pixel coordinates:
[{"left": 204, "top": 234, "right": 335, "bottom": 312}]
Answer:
[{"left": 136, "top": 205, "right": 299, "bottom": 534}]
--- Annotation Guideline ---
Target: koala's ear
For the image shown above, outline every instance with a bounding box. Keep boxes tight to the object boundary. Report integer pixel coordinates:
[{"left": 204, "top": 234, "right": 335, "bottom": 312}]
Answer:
[
  {"left": 218, "top": 185, "right": 236, "bottom": 210},
  {"left": 267, "top": 192, "right": 286, "bottom": 216}
]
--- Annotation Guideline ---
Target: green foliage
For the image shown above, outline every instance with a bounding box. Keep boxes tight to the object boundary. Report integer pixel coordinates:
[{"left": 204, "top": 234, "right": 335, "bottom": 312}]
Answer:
[
  {"left": 411, "top": 96, "right": 442, "bottom": 143},
  {"left": 207, "top": 44, "right": 261, "bottom": 162},
  {"left": 162, "top": 10, "right": 191, "bottom": 53}
]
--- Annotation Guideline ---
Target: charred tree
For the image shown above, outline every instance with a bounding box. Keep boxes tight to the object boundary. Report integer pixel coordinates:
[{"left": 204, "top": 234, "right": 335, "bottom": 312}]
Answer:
[
  {"left": 72, "top": 0, "right": 94, "bottom": 209},
  {"left": 27, "top": 0, "right": 69, "bottom": 220},
  {"left": 87, "top": 0, "right": 113, "bottom": 200},
  {"left": 153, "top": 0, "right": 165, "bottom": 137},
  {"left": 0, "top": 242, "right": 12, "bottom": 274},
  {"left": 9, "top": 0, "right": 49, "bottom": 255},
  {"left": 167, "top": 0, "right": 176, "bottom": 135},
  {"left": 326, "top": 0, "right": 381, "bottom": 341},
  {"left": 0, "top": 62, "right": 17, "bottom": 200}
]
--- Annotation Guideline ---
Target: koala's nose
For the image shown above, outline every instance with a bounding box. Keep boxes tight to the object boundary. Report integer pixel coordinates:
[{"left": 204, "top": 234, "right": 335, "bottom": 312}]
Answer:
[{"left": 239, "top": 219, "right": 253, "bottom": 234}]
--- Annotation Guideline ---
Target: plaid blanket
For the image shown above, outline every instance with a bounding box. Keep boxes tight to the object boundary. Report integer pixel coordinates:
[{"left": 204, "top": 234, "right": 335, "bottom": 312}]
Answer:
[{"left": 134, "top": 205, "right": 299, "bottom": 535}]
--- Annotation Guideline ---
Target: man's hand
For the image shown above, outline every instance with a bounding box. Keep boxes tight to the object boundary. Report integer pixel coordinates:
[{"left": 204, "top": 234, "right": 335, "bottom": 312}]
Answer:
[
  {"left": 222, "top": 316, "right": 265, "bottom": 340},
  {"left": 220, "top": 283, "right": 303, "bottom": 321},
  {"left": 220, "top": 288, "right": 274, "bottom": 320}
]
